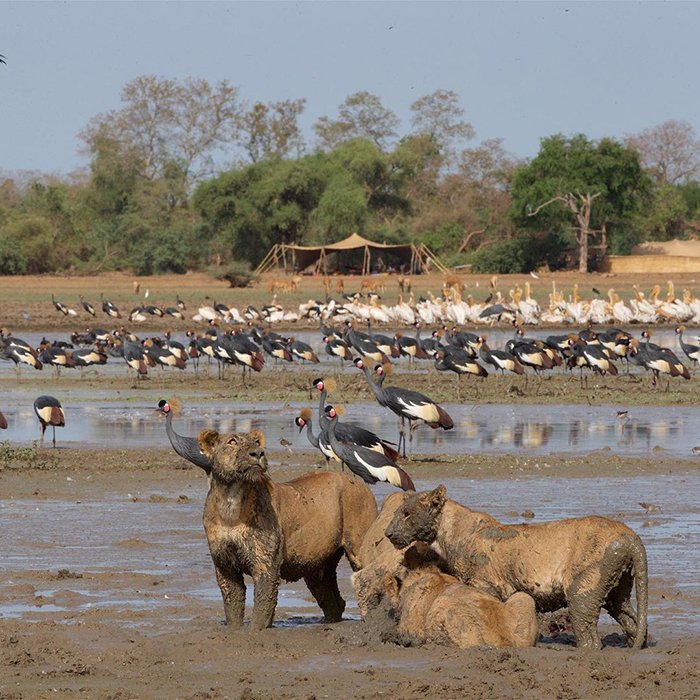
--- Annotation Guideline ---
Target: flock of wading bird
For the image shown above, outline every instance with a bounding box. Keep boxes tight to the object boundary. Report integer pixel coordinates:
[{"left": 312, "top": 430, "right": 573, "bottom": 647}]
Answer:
[
  {"left": 41, "top": 279, "right": 700, "bottom": 328},
  {"left": 4, "top": 293, "right": 699, "bottom": 394}
]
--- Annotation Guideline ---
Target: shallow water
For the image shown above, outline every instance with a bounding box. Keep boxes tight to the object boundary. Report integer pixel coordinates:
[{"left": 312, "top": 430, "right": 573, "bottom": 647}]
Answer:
[
  {"left": 1, "top": 472, "right": 697, "bottom": 638},
  {"left": 1, "top": 399, "right": 697, "bottom": 456}
]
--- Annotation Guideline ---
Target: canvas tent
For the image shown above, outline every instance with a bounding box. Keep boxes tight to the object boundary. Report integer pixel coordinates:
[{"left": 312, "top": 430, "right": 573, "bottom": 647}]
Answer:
[{"left": 255, "top": 233, "right": 448, "bottom": 275}]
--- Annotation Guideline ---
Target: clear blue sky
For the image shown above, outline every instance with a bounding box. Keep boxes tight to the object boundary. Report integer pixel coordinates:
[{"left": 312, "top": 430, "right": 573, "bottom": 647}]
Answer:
[{"left": 2, "top": 1, "right": 700, "bottom": 174}]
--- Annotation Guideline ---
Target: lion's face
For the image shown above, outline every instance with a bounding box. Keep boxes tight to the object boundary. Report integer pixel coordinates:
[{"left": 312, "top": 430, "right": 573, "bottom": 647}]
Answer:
[
  {"left": 198, "top": 429, "right": 268, "bottom": 484},
  {"left": 385, "top": 485, "right": 447, "bottom": 549}
]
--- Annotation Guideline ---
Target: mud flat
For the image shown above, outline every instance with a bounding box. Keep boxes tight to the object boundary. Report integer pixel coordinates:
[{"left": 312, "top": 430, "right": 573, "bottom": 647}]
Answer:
[{"left": 1, "top": 448, "right": 700, "bottom": 698}]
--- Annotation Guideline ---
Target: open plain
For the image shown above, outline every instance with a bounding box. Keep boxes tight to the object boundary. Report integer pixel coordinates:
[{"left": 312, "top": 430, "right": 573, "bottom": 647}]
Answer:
[{"left": 1, "top": 271, "right": 700, "bottom": 699}]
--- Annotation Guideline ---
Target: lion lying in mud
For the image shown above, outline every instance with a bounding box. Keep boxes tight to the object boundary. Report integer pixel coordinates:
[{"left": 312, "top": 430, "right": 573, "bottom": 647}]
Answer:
[
  {"left": 353, "top": 495, "right": 538, "bottom": 648},
  {"left": 385, "top": 485, "right": 648, "bottom": 650},
  {"left": 198, "top": 428, "right": 377, "bottom": 630}
]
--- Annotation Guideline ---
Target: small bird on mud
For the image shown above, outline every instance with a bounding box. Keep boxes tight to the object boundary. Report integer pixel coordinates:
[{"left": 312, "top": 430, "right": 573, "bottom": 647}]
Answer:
[
  {"left": 617, "top": 410, "right": 629, "bottom": 421},
  {"left": 34, "top": 395, "right": 65, "bottom": 448},
  {"left": 639, "top": 502, "right": 661, "bottom": 514},
  {"left": 692, "top": 446, "right": 700, "bottom": 455},
  {"left": 279, "top": 438, "right": 293, "bottom": 453}
]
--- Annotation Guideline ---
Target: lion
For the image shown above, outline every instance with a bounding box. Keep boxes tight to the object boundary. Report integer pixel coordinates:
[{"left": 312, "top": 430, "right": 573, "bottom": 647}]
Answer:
[
  {"left": 198, "top": 428, "right": 378, "bottom": 630},
  {"left": 385, "top": 485, "right": 648, "bottom": 650},
  {"left": 379, "top": 561, "right": 538, "bottom": 649}
]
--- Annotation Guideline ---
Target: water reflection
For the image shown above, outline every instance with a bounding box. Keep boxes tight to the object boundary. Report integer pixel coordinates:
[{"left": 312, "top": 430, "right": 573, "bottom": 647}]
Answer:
[{"left": 0, "top": 401, "right": 694, "bottom": 456}]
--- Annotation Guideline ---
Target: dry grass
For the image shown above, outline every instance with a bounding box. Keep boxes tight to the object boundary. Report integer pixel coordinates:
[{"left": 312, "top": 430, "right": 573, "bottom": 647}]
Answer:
[{"left": 2, "top": 268, "right": 700, "bottom": 333}]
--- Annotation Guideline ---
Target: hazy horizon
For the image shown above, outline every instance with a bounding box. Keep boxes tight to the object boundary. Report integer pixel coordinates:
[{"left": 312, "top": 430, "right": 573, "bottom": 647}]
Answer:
[{"left": 2, "top": 1, "right": 700, "bottom": 175}]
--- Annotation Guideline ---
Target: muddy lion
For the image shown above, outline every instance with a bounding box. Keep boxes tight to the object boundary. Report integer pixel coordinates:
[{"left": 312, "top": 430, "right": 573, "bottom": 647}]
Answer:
[
  {"left": 198, "top": 428, "right": 378, "bottom": 630},
  {"left": 353, "top": 494, "right": 538, "bottom": 649},
  {"left": 385, "top": 485, "right": 648, "bottom": 650},
  {"left": 356, "top": 552, "right": 538, "bottom": 649}
]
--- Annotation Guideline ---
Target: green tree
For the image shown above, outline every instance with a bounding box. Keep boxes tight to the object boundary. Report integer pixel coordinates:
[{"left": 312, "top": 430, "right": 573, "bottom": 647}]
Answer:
[
  {"left": 409, "top": 89, "right": 474, "bottom": 166},
  {"left": 239, "top": 99, "right": 306, "bottom": 163},
  {"left": 313, "top": 92, "right": 399, "bottom": 152},
  {"left": 511, "top": 134, "right": 649, "bottom": 272}
]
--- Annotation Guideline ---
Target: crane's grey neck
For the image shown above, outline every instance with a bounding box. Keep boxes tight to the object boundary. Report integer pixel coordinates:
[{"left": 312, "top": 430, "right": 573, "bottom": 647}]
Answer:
[
  {"left": 304, "top": 419, "right": 320, "bottom": 450},
  {"left": 318, "top": 387, "right": 329, "bottom": 429}
]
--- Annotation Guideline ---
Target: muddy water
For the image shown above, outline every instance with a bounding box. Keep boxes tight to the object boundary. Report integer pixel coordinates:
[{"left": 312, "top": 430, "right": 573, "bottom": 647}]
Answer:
[
  {"left": 1, "top": 399, "right": 697, "bottom": 456},
  {"left": 1, "top": 472, "right": 697, "bottom": 640}
]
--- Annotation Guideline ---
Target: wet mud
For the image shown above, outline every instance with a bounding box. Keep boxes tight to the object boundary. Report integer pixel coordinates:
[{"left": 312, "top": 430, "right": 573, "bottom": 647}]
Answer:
[{"left": 2, "top": 448, "right": 700, "bottom": 698}]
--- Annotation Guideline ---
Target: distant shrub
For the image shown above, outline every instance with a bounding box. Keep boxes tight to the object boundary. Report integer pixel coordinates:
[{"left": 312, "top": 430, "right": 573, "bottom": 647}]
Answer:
[
  {"left": 471, "top": 231, "right": 570, "bottom": 273},
  {"left": 0, "top": 236, "right": 28, "bottom": 274},
  {"left": 131, "top": 227, "right": 190, "bottom": 276},
  {"left": 209, "top": 260, "right": 257, "bottom": 288}
]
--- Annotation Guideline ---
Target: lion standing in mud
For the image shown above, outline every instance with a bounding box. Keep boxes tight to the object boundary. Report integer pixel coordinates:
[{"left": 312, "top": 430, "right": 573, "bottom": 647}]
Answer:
[
  {"left": 198, "top": 428, "right": 377, "bottom": 630},
  {"left": 386, "top": 485, "right": 648, "bottom": 650}
]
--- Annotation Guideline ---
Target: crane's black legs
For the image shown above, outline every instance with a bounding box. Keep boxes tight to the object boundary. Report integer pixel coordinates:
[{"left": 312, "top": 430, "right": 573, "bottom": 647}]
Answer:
[{"left": 52, "top": 425, "right": 56, "bottom": 449}]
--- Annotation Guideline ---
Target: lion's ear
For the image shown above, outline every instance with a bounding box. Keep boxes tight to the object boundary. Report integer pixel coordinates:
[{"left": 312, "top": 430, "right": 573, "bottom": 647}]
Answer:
[
  {"left": 198, "top": 430, "right": 220, "bottom": 458},
  {"left": 249, "top": 429, "right": 266, "bottom": 448},
  {"left": 430, "top": 484, "right": 447, "bottom": 511}
]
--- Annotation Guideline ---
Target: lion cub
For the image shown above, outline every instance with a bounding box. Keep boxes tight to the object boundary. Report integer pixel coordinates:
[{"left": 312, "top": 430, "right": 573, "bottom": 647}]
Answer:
[{"left": 198, "top": 428, "right": 377, "bottom": 630}]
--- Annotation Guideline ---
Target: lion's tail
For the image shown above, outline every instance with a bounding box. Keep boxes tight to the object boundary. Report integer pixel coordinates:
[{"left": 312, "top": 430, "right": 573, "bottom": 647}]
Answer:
[{"left": 631, "top": 535, "right": 648, "bottom": 649}]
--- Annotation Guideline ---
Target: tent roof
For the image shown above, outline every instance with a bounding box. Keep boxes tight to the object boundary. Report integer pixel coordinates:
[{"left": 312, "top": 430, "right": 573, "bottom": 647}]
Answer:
[{"left": 281, "top": 232, "right": 415, "bottom": 252}]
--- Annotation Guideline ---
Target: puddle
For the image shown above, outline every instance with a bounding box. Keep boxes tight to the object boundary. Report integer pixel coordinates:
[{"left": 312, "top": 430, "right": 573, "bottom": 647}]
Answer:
[
  {"left": 1, "top": 472, "right": 698, "bottom": 638},
  {"left": 1, "top": 400, "right": 698, "bottom": 456}
]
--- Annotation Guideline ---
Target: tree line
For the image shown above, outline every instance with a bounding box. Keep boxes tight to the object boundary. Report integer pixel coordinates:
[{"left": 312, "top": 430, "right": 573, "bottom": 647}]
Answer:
[{"left": 1, "top": 75, "right": 699, "bottom": 276}]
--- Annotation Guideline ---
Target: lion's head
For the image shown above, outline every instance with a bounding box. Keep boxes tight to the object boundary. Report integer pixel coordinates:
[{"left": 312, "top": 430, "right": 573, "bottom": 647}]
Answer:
[
  {"left": 198, "top": 429, "right": 268, "bottom": 485},
  {"left": 385, "top": 485, "right": 447, "bottom": 549}
]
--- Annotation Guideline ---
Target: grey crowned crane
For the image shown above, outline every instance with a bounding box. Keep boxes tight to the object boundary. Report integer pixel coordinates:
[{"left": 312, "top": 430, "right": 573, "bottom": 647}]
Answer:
[
  {"left": 325, "top": 405, "right": 415, "bottom": 491},
  {"left": 113, "top": 336, "right": 148, "bottom": 378},
  {"left": 38, "top": 346, "right": 75, "bottom": 376},
  {"left": 434, "top": 347, "right": 487, "bottom": 400},
  {"left": 312, "top": 378, "right": 399, "bottom": 462},
  {"left": 51, "top": 293, "right": 69, "bottom": 315},
  {"left": 129, "top": 308, "right": 148, "bottom": 323},
  {"left": 323, "top": 336, "right": 353, "bottom": 364},
  {"left": 344, "top": 322, "right": 390, "bottom": 364},
  {"left": 86, "top": 328, "right": 111, "bottom": 344},
  {"left": 164, "top": 306, "right": 185, "bottom": 320},
  {"left": 367, "top": 321, "right": 401, "bottom": 359},
  {"left": 630, "top": 335, "right": 690, "bottom": 390},
  {"left": 262, "top": 335, "right": 294, "bottom": 363},
  {"left": 478, "top": 336, "right": 524, "bottom": 376},
  {"left": 144, "top": 305, "right": 164, "bottom": 317},
  {"left": 176, "top": 296, "right": 186, "bottom": 311},
  {"left": 354, "top": 358, "right": 453, "bottom": 458},
  {"left": 101, "top": 294, "right": 122, "bottom": 319},
  {"left": 394, "top": 323, "right": 429, "bottom": 364},
  {"left": 79, "top": 295, "right": 96, "bottom": 316},
  {"left": 287, "top": 338, "right": 320, "bottom": 364},
  {"left": 163, "top": 331, "right": 188, "bottom": 361},
  {"left": 675, "top": 326, "right": 699, "bottom": 372},
  {"left": 295, "top": 408, "right": 338, "bottom": 467},
  {"left": 2, "top": 341, "right": 43, "bottom": 372},
  {"left": 567, "top": 338, "right": 617, "bottom": 387},
  {"left": 156, "top": 399, "right": 212, "bottom": 473},
  {"left": 143, "top": 340, "right": 187, "bottom": 370},
  {"left": 34, "top": 395, "right": 65, "bottom": 448},
  {"left": 71, "top": 347, "right": 108, "bottom": 369}
]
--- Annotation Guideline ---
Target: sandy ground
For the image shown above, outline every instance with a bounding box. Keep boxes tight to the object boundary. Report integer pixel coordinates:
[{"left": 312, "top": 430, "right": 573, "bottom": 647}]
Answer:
[
  {"left": 2, "top": 365, "right": 700, "bottom": 408},
  {"left": 2, "top": 448, "right": 700, "bottom": 699},
  {"left": 2, "top": 269, "right": 700, "bottom": 333}
]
